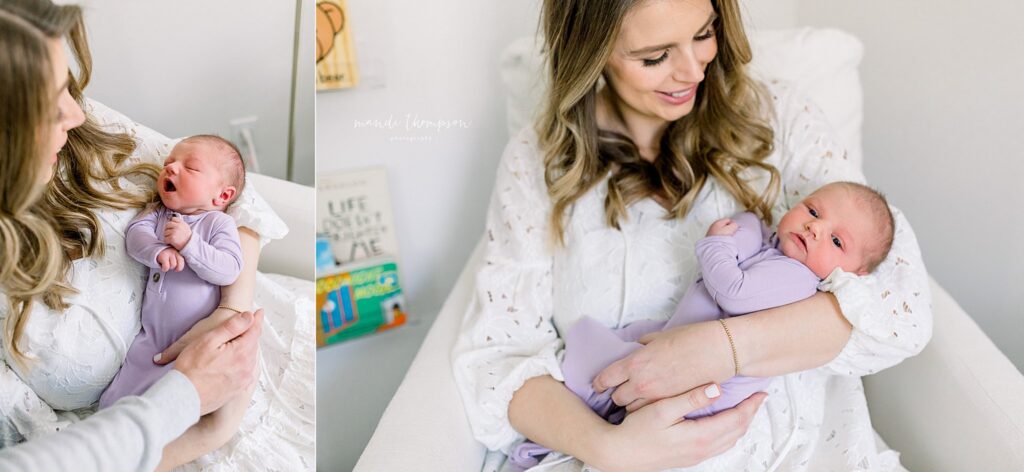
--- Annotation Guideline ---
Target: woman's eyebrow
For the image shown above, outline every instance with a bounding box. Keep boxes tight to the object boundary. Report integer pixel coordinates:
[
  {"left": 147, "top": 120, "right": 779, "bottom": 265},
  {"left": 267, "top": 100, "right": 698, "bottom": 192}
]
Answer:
[{"left": 627, "top": 11, "right": 718, "bottom": 56}]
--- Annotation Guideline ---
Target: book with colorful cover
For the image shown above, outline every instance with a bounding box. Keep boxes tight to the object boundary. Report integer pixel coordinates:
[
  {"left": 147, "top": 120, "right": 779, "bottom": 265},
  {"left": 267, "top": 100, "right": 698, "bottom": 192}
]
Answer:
[
  {"left": 315, "top": 256, "right": 407, "bottom": 347},
  {"left": 315, "top": 167, "right": 406, "bottom": 347}
]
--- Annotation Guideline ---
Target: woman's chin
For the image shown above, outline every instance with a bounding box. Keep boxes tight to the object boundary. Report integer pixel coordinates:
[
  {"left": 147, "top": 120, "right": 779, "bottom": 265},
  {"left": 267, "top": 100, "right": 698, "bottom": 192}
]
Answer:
[{"left": 661, "top": 103, "right": 696, "bottom": 122}]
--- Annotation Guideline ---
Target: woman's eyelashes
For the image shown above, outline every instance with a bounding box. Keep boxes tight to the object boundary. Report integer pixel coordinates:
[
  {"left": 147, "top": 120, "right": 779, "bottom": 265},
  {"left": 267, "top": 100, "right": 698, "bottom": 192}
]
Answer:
[
  {"left": 640, "top": 29, "right": 714, "bottom": 68},
  {"left": 695, "top": 26, "right": 715, "bottom": 41},
  {"left": 642, "top": 51, "right": 668, "bottom": 67}
]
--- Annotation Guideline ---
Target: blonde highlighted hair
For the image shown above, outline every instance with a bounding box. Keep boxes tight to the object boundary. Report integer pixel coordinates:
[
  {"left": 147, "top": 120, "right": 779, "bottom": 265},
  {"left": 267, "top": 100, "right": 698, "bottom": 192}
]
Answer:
[
  {"left": 0, "top": 0, "right": 160, "bottom": 367},
  {"left": 537, "top": 0, "right": 780, "bottom": 244}
]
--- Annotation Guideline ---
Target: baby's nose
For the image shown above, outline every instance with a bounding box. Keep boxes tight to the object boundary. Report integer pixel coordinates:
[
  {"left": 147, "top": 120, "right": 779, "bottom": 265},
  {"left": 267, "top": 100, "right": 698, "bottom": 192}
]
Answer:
[{"left": 805, "top": 221, "right": 822, "bottom": 238}]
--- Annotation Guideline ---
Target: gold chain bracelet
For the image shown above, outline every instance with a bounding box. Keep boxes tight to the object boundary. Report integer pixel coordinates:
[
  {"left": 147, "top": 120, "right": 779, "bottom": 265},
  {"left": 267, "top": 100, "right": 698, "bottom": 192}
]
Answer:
[
  {"left": 217, "top": 304, "right": 246, "bottom": 314},
  {"left": 718, "top": 318, "right": 739, "bottom": 376}
]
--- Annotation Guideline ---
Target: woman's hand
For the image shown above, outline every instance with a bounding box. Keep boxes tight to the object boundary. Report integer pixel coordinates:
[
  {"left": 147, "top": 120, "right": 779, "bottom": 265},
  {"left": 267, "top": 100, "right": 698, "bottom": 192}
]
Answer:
[
  {"left": 172, "top": 310, "right": 262, "bottom": 415},
  {"left": 592, "top": 386, "right": 767, "bottom": 472},
  {"left": 593, "top": 321, "right": 735, "bottom": 412}
]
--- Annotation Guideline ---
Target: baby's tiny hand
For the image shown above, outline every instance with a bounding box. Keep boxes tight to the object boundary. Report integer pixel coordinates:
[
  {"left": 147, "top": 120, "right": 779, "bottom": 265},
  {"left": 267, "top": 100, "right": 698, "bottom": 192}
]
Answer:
[
  {"left": 157, "top": 247, "right": 186, "bottom": 272},
  {"left": 164, "top": 215, "right": 192, "bottom": 250},
  {"left": 707, "top": 218, "right": 739, "bottom": 237}
]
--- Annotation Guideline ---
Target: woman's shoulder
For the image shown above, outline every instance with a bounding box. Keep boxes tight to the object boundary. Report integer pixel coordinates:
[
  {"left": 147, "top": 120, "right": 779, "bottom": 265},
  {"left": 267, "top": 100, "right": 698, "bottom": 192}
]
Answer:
[
  {"left": 759, "top": 79, "right": 818, "bottom": 129},
  {"left": 758, "top": 80, "right": 854, "bottom": 169},
  {"left": 498, "top": 126, "right": 545, "bottom": 174},
  {"left": 506, "top": 126, "right": 542, "bottom": 157}
]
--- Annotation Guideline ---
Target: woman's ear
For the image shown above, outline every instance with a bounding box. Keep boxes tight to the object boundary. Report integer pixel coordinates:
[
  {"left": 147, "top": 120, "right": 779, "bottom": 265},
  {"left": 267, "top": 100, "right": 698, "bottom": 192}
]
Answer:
[{"left": 214, "top": 186, "right": 237, "bottom": 207}]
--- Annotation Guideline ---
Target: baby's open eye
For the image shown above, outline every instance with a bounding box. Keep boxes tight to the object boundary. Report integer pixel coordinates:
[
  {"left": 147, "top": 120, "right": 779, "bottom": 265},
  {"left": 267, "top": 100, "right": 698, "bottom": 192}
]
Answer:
[
  {"left": 832, "top": 235, "right": 842, "bottom": 248},
  {"left": 808, "top": 208, "right": 819, "bottom": 218}
]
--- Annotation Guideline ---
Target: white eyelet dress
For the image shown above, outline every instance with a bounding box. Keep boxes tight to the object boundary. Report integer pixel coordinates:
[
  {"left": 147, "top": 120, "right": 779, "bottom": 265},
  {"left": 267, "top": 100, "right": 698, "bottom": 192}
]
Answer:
[{"left": 452, "top": 82, "right": 932, "bottom": 472}]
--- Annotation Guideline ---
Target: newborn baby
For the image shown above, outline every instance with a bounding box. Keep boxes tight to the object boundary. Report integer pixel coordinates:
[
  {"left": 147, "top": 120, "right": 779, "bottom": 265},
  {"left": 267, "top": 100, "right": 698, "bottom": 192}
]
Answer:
[
  {"left": 99, "top": 134, "right": 245, "bottom": 408},
  {"left": 512, "top": 181, "right": 896, "bottom": 469}
]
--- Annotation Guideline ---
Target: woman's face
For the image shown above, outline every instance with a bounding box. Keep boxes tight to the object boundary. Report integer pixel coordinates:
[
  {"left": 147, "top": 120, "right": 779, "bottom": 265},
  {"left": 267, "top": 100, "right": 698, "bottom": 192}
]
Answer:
[
  {"left": 42, "top": 38, "right": 85, "bottom": 183},
  {"left": 604, "top": 0, "right": 718, "bottom": 126}
]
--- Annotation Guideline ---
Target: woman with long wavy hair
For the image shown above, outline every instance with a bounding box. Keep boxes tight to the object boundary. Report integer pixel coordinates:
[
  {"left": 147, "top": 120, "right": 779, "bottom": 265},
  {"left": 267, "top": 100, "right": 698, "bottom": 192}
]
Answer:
[
  {"left": 453, "top": 0, "right": 930, "bottom": 470},
  {"left": 0, "top": 1, "right": 313, "bottom": 470}
]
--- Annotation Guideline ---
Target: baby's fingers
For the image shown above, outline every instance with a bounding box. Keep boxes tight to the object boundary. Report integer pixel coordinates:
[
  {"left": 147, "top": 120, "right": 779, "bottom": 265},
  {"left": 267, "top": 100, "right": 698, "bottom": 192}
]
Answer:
[{"left": 175, "top": 252, "right": 186, "bottom": 272}]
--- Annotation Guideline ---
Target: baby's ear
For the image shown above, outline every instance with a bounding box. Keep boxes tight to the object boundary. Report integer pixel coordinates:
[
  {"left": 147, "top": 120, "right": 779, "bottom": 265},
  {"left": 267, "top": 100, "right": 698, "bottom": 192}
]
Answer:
[{"left": 214, "top": 186, "right": 237, "bottom": 207}]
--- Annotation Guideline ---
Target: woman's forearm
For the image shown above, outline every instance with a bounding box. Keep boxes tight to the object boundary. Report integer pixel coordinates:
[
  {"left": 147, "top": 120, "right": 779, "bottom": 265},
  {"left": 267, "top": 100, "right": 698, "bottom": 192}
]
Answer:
[
  {"left": 218, "top": 227, "right": 260, "bottom": 311},
  {"left": 731, "top": 291, "right": 852, "bottom": 377},
  {"left": 508, "top": 375, "right": 610, "bottom": 465}
]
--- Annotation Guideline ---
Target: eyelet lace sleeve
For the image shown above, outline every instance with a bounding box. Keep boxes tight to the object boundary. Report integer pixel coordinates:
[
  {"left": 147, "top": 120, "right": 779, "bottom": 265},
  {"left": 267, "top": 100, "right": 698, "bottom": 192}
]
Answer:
[
  {"left": 451, "top": 128, "right": 564, "bottom": 453},
  {"left": 770, "top": 82, "right": 933, "bottom": 376},
  {"left": 82, "top": 99, "right": 288, "bottom": 246},
  {"left": 0, "top": 297, "right": 77, "bottom": 447}
]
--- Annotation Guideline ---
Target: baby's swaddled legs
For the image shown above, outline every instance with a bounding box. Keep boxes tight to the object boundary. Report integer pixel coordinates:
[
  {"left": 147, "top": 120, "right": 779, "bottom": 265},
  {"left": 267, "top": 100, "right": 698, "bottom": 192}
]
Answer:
[
  {"left": 560, "top": 316, "right": 657, "bottom": 422},
  {"left": 510, "top": 314, "right": 770, "bottom": 469}
]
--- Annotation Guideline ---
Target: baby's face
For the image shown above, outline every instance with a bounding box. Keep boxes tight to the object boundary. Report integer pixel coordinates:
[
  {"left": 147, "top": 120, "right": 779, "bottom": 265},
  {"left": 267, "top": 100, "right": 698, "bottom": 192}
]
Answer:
[
  {"left": 776, "top": 184, "right": 876, "bottom": 278},
  {"left": 158, "top": 141, "right": 231, "bottom": 214}
]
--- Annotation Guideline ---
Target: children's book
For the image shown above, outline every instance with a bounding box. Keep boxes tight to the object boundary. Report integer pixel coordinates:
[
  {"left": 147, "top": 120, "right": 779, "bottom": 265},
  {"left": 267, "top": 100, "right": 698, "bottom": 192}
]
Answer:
[
  {"left": 316, "top": 256, "right": 407, "bottom": 347},
  {"left": 315, "top": 167, "right": 406, "bottom": 346},
  {"left": 316, "top": 167, "right": 399, "bottom": 267}
]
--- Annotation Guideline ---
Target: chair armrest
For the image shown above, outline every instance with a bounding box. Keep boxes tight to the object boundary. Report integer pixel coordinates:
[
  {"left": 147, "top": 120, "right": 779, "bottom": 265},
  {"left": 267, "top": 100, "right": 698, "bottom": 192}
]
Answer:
[
  {"left": 864, "top": 277, "right": 1024, "bottom": 470},
  {"left": 355, "top": 239, "right": 488, "bottom": 471},
  {"left": 248, "top": 173, "right": 314, "bottom": 281}
]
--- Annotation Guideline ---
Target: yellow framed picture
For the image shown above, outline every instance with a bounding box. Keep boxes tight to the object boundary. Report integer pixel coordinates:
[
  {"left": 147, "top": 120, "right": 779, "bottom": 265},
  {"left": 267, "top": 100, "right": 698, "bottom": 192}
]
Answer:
[{"left": 316, "top": 0, "right": 358, "bottom": 90}]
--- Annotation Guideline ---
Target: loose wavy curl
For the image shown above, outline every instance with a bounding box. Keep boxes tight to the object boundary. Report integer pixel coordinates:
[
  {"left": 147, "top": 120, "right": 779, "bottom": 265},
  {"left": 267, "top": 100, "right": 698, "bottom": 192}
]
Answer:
[
  {"left": 0, "top": 0, "right": 160, "bottom": 367},
  {"left": 537, "top": 0, "right": 780, "bottom": 245}
]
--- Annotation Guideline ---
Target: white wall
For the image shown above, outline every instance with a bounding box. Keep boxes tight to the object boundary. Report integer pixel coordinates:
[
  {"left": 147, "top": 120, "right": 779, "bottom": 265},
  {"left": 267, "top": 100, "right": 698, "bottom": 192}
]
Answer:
[
  {"left": 77, "top": 0, "right": 314, "bottom": 185},
  {"left": 317, "top": 0, "right": 799, "bottom": 315},
  {"left": 796, "top": 0, "right": 1024, "bottom": 370},
  {"left": 317, "top": 0, "right": 543, "bottom": 313},
  {"left": 741, "top": 0, "right": 798, "bottom": 30}
]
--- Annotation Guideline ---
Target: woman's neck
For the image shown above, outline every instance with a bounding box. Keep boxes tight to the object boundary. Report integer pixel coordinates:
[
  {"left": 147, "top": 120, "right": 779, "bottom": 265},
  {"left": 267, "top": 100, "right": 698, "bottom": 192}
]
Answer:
[{"left": 596, "top": 86, "right": 670, "bottom": 162}]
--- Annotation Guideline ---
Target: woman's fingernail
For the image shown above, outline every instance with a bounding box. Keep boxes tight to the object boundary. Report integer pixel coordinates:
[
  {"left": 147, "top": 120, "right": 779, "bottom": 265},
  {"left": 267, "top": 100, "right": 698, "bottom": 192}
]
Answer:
[
  {"left": 705, "top": 384, "right": 721, "bottom": 398},
  {"left": 153, "top": 353, "right": 162, "bottom": 363}
]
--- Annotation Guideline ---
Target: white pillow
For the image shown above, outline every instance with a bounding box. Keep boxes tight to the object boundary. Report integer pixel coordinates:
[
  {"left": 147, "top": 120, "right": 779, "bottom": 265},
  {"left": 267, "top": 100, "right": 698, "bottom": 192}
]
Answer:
[{"left": 499, "top": 27, "right": 865, "bottom": 169}]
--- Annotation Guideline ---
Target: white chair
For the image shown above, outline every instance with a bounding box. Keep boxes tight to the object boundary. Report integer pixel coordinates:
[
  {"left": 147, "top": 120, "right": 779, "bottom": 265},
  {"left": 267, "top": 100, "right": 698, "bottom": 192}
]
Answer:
[
  {"left": 249, "top": 172, "right": 315, "bottom": 281},
  {"left": 355, "top": 28, "right": 1024, "bottom": 471}
]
